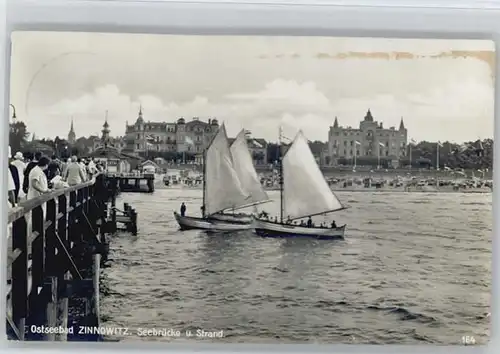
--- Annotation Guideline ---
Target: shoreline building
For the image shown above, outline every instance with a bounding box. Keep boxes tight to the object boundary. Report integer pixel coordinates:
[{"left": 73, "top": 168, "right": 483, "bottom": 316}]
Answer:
[
  {"left": 123, "top": 107, "right": 220, "bottom": 155},
  {"left": 327, "top": 109, "right": 408, "bottom": 167}
]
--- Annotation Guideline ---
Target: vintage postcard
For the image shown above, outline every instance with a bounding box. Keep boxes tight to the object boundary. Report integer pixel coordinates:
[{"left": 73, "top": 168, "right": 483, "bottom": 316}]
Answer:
[{"left": 5, "top": 32, "right": 493, "bottom": 345}]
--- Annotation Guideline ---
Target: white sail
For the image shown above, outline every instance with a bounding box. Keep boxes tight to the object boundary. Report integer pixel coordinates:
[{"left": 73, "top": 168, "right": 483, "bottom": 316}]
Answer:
[
  {"left": 230, "top": 129, "right": 269, "bottom": 206},
  {"left": 204, "top": 124, "right": 250, "bottom": 216},
  {"left": 282, "top": 131, "right": 344, "bottom": 220}
]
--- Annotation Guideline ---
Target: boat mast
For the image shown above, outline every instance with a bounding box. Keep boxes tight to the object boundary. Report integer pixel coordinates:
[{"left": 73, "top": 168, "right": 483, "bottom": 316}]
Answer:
[{"left": 279, "top": 126, "right": 284, "bottom": 224}]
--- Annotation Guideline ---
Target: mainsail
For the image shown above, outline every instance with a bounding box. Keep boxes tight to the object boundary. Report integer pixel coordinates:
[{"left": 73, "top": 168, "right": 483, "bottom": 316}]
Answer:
[
  {"left": 204, "top": 124, "right": 250, "bottom": 216},
  {"left": 282, "top": 131, "right": 344, "bottom": 220},
  {"left": 230, "top": 129, "right": 270, "bottom": 207}
]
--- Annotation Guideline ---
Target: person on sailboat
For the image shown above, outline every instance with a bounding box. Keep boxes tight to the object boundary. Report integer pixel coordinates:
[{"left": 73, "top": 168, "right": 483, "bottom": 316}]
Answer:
[
  {"left": 307, "top": 217, "right": 313, "bottom": 228},
  {"left": 180, "top": 202, "right": 187, "bottom": 217},
  {"left": 200, "top": 205, "right": 205, "bottom": 216},
  {"left": 331, "top": 220, "right": 337, "bottom": 229}
]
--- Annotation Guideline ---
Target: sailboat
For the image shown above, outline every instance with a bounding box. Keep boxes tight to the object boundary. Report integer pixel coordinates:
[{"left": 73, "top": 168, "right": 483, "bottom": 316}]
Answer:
[
  {"left": 209, "top": 129, "right": 271, "bottom": 224},
  {"left": 173, "top": 124, "right": 254, "bottom": 231},
  {"left": 254, "top": 129, "right": 348, "bottom": 240}
]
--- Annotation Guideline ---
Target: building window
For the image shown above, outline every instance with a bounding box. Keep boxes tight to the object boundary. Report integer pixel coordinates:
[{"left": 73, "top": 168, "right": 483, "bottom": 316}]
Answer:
[
  {"left": 357, "top": 150, "right": 360, "bottom": 156},
  {"left": 137, "top": 134, "right": 140, "bottom": 139},
  {"left": 386, "top": 151, "right": 389, "bottom": 156},
  {"left": 137, "top": 144, "right": 140, "bottom": 149}
]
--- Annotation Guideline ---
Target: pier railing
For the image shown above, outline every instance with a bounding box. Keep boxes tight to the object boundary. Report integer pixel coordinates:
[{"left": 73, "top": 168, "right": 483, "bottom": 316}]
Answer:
[{"left": 6, "top": 173, "right": 110, "bottom": 341}]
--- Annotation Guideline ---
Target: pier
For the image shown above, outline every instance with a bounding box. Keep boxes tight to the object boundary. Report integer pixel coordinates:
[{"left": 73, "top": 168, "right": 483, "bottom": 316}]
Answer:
[
  {"left": 5, "top": 174, "right": 136, "bottom": 341},
  {"left": 108, "top": 173, "right": 155, "bottom": 193}
]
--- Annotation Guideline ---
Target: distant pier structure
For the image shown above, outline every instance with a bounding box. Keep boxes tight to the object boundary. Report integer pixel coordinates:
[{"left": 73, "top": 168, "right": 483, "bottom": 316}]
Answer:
[{"left": 6, "top": 174, "right": 137, "bottom": 341}]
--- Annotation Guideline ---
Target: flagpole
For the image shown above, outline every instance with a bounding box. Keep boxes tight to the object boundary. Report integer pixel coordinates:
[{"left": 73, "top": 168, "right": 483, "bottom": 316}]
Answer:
[
  {"left": 409, "top": 144, "right": 412, "bottom": 171},
  {"left": 436, "top": 142, "right": 440, "bottom": 190},
  {"left": 436, "top": 142, "right": 440, "bottom": 170},
  {"left": 377, "top": 144, "right": 380, "bottom": 170}
]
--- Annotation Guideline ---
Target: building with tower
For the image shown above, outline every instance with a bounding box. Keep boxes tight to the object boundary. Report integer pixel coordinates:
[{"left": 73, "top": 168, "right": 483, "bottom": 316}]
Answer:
[
  {"left": 91, "top": 111, "right": 125, "bottom": 152},
  {"left": 67, "top": 118, "right": 76, "bottom": 144},
  {"left": 123, "top": 107, "right": 220, "bottom": 155},
  {"left": 327, "top": 109, "right": 408, "bottom": 166}
]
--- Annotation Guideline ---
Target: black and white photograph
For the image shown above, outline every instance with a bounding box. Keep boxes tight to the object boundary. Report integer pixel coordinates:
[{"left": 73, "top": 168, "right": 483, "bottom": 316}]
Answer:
[{"left": 5, "top": 32, "right": 492, "bottom": 344}]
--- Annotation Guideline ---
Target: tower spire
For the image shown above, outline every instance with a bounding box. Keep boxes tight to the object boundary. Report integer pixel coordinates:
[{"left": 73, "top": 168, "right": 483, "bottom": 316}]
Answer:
[
  {"left": 399, "top": 116, "right": 405, "bottom": 131},
  {"left": 67, "top": 116, "right": 76, "bottom": 144},
  {"left": 136, "top": 104, "right": 144, "bottom": 124},
  {"left": 333, "top": 116, "right": 339, "bottom": 128}
]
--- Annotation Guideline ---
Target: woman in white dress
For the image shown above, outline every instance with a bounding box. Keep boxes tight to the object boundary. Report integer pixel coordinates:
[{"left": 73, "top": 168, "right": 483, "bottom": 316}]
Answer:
[
  {"left": 27, "top": 156, "right": 51, "bottom": 216},
  {"left": 27, "top": 157, "right": 51, "bottom": 199}
]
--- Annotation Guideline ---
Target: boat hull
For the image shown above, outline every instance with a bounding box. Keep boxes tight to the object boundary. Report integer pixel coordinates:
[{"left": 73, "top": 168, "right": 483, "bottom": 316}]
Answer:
[
  {"left": 174, "top": 212, "right": 253, "bottom": 231},
  {"left": 254, "top": 219, "right": 346, "bottom": 240},
  {"left": 208, "top": 213, "right": 254, "bottom": 224}
]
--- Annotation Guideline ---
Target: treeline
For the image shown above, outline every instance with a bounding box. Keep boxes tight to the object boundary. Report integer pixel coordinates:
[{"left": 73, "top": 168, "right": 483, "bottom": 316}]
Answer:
[{"left": 337, "top": 140, "right": 493, "bottom": 170}]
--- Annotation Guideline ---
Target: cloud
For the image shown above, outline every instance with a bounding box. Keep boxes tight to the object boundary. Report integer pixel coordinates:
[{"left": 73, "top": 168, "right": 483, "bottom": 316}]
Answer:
[{"left": 27, "top": 76, "right": 493, "bottom": 144}]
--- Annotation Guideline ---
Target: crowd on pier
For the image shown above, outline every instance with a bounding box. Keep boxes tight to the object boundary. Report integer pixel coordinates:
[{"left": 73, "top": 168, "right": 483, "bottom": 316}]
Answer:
[{"left": 7, "top": 147, "right": 105, "bottom": 208}]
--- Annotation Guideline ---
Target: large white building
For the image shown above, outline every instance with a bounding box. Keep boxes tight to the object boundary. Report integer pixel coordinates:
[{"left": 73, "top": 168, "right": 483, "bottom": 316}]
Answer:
[
  {"left": 123, "top": 107, "right": 220, "bottom": 155},
  {"left": 327, "top": 109, "right": 408, "bottom": 166}
]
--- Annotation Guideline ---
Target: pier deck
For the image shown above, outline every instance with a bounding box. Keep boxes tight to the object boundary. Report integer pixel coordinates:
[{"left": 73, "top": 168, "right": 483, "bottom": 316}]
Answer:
[{"left": 5, "top": 174, "right": 130, "bottom": 341}]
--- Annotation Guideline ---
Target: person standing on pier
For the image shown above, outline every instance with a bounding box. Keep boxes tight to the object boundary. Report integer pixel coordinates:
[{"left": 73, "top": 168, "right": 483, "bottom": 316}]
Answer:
[
  {"left": 64, "top": 156, "right": 87, "bottom": 186},
  {"left": 180, "top": 202, "right": 187, "bottom": 217},
  {"left": 11, "top": 151, "right": 26, "bottom": 200},
  {"left": 88, "top": 157, "right": 98, "bottom": 178},
  {"left": 27, "top": 156, "right": 51, "bottom": 200},
  {"left": 23, "top": 151, "right": 42, "bottom": 194},
  {"left": 7, "top": 162, "right": 17, "bottom": 208},
  {"left": 77, "top": 158, "right": 88, "bottom": 182},
  {"left": 8, "top": 147, "right": 20, "bottom": 203}
]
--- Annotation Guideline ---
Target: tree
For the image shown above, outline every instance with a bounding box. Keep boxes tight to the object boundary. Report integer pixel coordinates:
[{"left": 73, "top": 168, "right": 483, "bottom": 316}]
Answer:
[
  {"left": 252, "top": 151, "right": 265, "bottom": 164},
  {"left": 308, "top": 140, "right": 326, "bottom": 155},
  {"left": 409, "top": 139, "right": 493, "bottom": 170},
  {"left": 266, "top": 143, "right": 280, "bottom": 163},
  {"left": 9, "top": 121, "right": 29, "bottom": 153}
]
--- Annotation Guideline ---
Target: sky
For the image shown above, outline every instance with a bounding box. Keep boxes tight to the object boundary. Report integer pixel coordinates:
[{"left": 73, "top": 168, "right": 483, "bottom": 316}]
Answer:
[{"left": 9, "top": 32, "right": 495, "bottom": 143}]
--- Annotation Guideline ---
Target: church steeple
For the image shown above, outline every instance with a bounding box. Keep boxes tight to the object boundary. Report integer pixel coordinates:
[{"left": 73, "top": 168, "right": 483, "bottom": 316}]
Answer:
[
  {"left": 333, "top": 116, "right": 339, "bottom": 128},
  {"left": 68, "top": 117, "right": 76, "bottom": 144},
  {"left": 399, "top": 116, "right": 406, "bottom": 131}
]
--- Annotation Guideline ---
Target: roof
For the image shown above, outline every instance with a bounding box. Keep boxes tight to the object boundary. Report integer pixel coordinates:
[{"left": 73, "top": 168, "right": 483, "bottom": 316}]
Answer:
[
  {"left": 89, "top": 147, "right": 123, "bottom": 159},
  {"left": 227, "top": 137, "right": 267, "bottom": 148},
  {"left": 249, "top": 138, "right": 267, "bottom": 148},
  {"left": 185, "top": 119, "right": 210, "bottom": 126},
  {"left": 141, "top": 160, "right": 160, "bottom": 168},
  {"left": 89, "top": 147, "right": 143, "bottom": 161}
]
